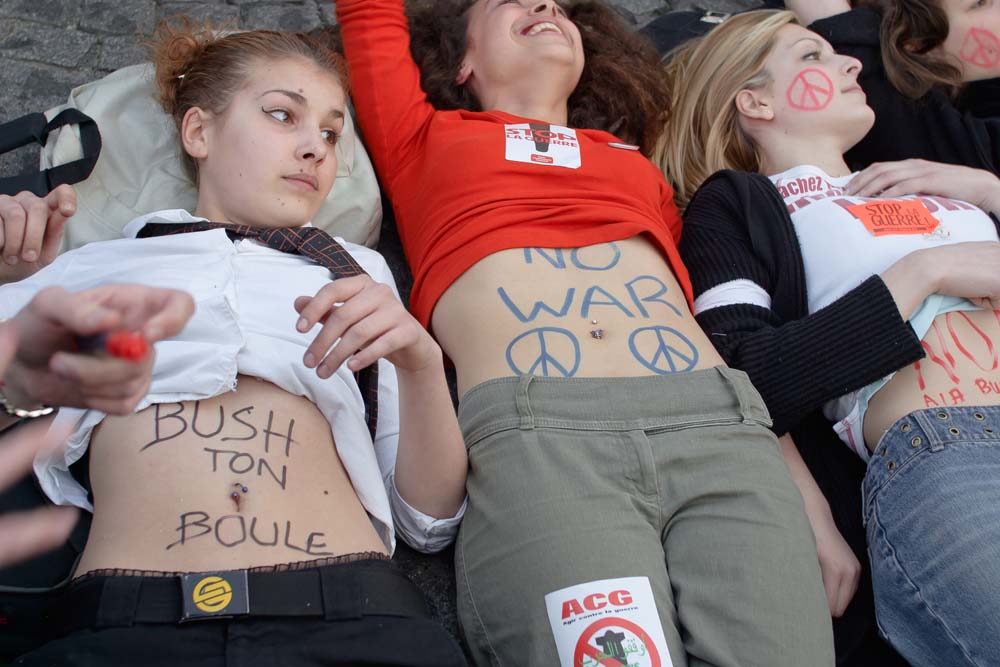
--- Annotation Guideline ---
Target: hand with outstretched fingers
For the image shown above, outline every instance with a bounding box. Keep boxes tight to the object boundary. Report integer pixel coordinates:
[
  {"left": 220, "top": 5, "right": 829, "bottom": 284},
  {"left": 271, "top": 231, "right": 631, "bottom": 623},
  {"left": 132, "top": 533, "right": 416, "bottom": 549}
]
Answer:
[{"left": 846, "top": 159, "right": 1000, "bottom": 216}]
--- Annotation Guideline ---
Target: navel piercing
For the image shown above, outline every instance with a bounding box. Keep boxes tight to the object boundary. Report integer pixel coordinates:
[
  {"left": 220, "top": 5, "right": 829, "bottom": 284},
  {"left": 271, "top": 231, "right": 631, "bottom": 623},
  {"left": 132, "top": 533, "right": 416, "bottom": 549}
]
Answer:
[
  {"left": 589, "top": 319, "right": 605, "bottom": 340},
  {"left": 230, "top": 483, "right": 249, "bottom": 512}
]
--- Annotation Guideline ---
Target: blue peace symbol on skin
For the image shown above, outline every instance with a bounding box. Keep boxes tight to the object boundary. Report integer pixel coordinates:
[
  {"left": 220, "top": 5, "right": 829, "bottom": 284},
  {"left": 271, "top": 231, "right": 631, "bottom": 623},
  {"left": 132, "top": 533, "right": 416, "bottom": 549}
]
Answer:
[
  {"left": 629, "top": 326, "right": 699, "bottom": 374},
  {"left": 506, "top": 327, "right": 581, "bottom": 377}
]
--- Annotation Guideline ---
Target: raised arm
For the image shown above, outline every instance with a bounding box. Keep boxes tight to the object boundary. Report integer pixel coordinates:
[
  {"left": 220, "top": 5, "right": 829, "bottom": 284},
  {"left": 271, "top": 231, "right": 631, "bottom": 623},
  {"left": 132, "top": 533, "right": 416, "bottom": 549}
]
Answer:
[{"left": 335, "top": 0, "right": 438, "bottom": 194}]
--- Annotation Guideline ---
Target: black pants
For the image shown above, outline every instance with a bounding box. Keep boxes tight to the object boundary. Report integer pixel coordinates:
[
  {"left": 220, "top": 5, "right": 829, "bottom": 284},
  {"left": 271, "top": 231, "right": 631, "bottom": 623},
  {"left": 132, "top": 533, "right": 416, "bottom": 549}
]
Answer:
[{"left": 15, "top": 559, "right": 467, "bottom": 667}]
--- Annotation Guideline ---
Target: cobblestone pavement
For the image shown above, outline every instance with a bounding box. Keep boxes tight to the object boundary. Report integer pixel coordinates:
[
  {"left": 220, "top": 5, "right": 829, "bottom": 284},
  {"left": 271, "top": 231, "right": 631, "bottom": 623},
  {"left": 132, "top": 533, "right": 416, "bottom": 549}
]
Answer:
[{"left": 0, "top": 0, "right": 761, "bottom": 647}]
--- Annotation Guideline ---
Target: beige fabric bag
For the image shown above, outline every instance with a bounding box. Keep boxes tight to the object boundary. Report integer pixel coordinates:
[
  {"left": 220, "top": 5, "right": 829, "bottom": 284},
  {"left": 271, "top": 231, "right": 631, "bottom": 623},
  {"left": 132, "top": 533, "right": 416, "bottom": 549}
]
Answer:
[{"left": 42, "top": 63, "right": 382, "bottom": 251}]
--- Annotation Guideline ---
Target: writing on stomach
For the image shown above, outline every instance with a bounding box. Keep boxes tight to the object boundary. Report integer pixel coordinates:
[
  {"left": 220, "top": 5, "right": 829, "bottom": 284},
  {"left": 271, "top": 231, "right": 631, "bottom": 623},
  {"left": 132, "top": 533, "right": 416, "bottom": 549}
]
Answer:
[
  {"left": 75, "top": 375, "right": 387, "bottom": 576},
  {"left": 865, "top": 309, "right": 1000, "bottom": 448},
  {"left": 432, "top": 237, "right": 723, "bottom": 395}
]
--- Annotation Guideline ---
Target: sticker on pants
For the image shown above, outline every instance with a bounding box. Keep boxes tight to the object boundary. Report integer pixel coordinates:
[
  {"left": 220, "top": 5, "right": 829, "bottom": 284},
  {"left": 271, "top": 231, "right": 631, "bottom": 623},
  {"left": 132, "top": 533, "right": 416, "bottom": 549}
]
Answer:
[
  {"left": 544, "top": 577, "right": 673, "bottom": 667},
  {"left": 505, "top": 123, "right": 581, "bottom": 169}
]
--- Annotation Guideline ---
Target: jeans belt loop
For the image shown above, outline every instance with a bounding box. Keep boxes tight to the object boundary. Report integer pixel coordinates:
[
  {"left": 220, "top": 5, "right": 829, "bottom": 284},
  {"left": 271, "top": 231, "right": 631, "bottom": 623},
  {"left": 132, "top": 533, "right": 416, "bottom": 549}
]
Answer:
[
  {"left": 914, "top": 410, "right": 946, "bottom": 452},
  {"left": 516, "top": 375, "right": 536, "bottom": 430},
  {"left": 95, "top": 577, "right": 143, "bottom": 628}
]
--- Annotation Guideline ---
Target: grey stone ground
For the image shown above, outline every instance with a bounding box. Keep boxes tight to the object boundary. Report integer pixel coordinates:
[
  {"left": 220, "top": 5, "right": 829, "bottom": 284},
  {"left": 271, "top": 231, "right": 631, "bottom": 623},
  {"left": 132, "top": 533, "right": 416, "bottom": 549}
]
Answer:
[{"left": 0, "top": 0, "right": 761, "bottom": 650}]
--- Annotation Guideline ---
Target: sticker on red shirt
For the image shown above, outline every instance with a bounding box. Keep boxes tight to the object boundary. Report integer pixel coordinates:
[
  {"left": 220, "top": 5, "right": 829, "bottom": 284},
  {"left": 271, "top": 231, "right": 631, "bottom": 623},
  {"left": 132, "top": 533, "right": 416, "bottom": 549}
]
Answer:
[
  {"left": 505, "top": 123, "right": 581, "bottom": 169},
  {"left": 847, "top": 199, "right": 941, "bottom": 236},
  {"left": 544, "top": 576, "right": 674, "bottom": 667}
]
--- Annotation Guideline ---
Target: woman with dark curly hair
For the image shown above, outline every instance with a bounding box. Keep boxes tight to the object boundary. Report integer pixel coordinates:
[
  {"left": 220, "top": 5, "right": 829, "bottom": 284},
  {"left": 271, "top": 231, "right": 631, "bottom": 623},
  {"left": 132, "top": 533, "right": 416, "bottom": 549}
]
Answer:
[{"left": 335, "top": 1, "right": 836, "bottom": 665}]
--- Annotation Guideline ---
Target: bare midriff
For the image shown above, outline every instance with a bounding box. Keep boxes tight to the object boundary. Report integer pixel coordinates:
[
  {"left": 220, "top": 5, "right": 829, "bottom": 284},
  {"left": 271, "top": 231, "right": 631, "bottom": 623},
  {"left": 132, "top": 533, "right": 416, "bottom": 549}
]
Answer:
[
  {"left": 75, "top": 375, "right": 388, "bottom": 577},
  {"left": 432, "top": 236, "right": 724, "bottom": 396},
  {"left": 864, "top": 309, "right": 1000, "bottom": 449}
]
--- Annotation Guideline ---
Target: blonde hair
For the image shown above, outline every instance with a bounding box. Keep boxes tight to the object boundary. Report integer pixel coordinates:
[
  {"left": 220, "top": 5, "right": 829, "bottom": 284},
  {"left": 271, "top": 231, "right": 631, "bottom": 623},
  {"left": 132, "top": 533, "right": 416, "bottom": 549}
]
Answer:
[{"left": 654, "top": 10, "right": 797, "bottom": 211}]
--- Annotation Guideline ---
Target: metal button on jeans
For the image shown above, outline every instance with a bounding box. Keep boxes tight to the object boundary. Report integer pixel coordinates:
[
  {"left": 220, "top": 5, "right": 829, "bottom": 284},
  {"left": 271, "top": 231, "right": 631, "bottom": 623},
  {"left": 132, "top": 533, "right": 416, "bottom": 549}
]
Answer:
[{"left": 911, "top": 436, "right": 922, "bottom": 448}]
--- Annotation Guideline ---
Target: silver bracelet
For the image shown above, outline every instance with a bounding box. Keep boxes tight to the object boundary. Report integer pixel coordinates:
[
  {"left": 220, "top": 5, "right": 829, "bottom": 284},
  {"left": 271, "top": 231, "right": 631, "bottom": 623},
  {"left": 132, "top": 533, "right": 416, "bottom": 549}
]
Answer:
[
  {"left": 0, "top": 385, "right": 54, "bottom": 419},
  {"left": 0, "top": 318, "right": 54, "bottom": 419}
]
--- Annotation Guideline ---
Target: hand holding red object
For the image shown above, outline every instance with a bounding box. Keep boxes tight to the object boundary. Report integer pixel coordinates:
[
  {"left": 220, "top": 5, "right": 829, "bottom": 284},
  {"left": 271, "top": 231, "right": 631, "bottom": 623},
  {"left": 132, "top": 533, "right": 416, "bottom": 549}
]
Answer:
[
  {"left": 75, "top": 330, "right": 149, "bottom": 362},
  {"left": 2, "top": 285, "right": 193, "bottom": 415}
]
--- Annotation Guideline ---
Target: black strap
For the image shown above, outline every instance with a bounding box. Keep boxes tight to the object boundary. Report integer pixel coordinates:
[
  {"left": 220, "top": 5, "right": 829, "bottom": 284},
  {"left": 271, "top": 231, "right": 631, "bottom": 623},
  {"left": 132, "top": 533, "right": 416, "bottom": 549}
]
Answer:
[
  {"left": 0, "top": 108, "right": 102, "bottom": 196},
  {"left": 50, "top": 561, "right": 428, "bottom": 637}
]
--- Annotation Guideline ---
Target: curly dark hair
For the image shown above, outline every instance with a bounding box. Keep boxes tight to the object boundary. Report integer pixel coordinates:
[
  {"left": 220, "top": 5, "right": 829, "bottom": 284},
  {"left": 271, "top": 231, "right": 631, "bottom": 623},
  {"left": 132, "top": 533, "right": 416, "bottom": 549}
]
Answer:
[{"left": 404, "top": 0, "right": 671, "bottom": 155}]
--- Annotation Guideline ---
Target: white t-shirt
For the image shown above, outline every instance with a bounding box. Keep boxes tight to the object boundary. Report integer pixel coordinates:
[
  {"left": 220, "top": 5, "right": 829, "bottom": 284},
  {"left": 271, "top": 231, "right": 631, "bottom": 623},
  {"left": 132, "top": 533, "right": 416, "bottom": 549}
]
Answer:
[
  {"left": 0, "top": 209, "right": 465, "bottom": 554},
  {"left": 770, "top": 165, "right": 998, "bottom": 458}
]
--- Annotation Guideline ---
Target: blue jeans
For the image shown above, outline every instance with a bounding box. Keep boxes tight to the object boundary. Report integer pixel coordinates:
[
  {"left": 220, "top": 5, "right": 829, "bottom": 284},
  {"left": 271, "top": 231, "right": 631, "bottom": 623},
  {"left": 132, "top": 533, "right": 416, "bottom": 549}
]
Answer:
[{"left": 864, "top": 406, "right": 1000, "bottom": 667}]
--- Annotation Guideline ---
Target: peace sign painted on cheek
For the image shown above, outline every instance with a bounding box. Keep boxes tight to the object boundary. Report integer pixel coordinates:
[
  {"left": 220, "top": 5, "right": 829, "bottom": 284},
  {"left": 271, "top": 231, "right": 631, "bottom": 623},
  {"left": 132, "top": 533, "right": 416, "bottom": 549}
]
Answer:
[
  {"left": 786, "top": 68, "right": 834, "bottom": 112},
  {"left": 960, "top": 27, "right": 1000, "bottom": 69}
]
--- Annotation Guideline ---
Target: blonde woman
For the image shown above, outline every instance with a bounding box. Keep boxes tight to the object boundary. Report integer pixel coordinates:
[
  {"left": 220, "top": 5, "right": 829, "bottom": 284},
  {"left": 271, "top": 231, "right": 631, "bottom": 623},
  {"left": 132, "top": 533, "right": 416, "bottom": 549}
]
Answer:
[{"left": 659, "top": 10, "right": 1000, "bottom": 666}]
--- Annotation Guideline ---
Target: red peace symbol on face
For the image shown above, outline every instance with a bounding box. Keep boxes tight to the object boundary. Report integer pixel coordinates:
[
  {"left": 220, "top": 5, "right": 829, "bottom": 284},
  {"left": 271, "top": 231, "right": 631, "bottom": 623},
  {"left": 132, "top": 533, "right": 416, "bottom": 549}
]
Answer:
[
  {"left": 786, "top": 68, "right": 835, "bottom": 111},
  {"left": 960, "top": 27, "right": 1000, "bottom": 68},
  {"left": 573, "top": 617, "right": 662, "bottom": 667}
]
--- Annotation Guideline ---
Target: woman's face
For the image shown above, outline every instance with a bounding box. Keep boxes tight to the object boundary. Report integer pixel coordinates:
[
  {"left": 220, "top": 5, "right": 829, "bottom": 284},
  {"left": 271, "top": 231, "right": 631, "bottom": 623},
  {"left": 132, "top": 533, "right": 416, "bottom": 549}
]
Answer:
[
  {"left": 938, "top": 0, "right": 1000, "bottom": 81},
  {"left": 191, "top": 57, "right": 346, "bottom": 228},
  {"left": 460, "top": 0, "right": 584, "bottom": 101},
  {"left": 753, "top": 24, "right": 874, "bottom": 144}
]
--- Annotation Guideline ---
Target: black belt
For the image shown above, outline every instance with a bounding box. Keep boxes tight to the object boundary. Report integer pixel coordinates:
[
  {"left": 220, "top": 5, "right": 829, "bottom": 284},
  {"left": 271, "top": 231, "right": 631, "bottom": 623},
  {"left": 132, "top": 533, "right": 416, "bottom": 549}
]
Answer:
[{"left": 50, "top": 560, "right": 428, "bottom": 638}]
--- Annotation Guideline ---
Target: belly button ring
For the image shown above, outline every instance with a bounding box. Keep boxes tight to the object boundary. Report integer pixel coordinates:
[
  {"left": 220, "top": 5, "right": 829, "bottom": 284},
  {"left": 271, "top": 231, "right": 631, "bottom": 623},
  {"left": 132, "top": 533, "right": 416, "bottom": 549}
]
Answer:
[
  {"left": 589, "top": 319, "right": 605, "bottom": 340},
  {"left": 230, "top": 483, "right": 249, "bottom": 512}
]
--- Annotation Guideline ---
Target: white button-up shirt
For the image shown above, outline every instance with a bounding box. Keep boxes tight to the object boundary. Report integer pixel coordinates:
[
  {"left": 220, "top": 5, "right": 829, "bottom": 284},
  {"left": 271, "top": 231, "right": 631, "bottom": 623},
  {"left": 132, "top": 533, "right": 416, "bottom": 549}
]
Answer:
[{"left": 0, "top": 209, "right": 465, "bottom": 554}]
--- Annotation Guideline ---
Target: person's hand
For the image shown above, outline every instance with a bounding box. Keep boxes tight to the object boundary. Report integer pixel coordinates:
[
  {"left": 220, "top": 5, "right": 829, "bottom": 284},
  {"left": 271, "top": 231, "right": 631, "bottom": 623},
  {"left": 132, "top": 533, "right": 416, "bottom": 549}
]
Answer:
[
  {"left": 805, "top": 499, "right": 861, "bottom": 617},
  {"left": 883, "top": 242, "right": 1000, "bottom": 317},
  {"left": 784, "top": 0, "right": 850, "bottom": 26},
  {"left": 2, "top": 285, "right": 195, "bottom": 415},
  {"left": 294, "top": 275, "right": 440, "bottom": 377},
  {"left": 846, "top": 159, "right": 1000, "bottom": 215},
  {"left": 0, "top": 330, "right": 77, "bottom": 567},
  {"left": 0, "top": 185, "right": 76, "bottom": 283}
]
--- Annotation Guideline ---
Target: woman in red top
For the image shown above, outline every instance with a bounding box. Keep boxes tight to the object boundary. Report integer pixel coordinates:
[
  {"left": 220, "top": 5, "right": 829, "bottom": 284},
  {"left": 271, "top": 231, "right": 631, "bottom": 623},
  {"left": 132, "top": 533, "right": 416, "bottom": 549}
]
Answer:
[{"left": 337, "top": 1, "right": 835, "bottom": 665}]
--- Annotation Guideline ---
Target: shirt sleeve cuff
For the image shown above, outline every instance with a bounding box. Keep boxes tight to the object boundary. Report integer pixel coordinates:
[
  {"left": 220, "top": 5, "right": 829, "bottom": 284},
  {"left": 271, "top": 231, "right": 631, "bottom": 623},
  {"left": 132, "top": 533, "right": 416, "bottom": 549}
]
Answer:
[{"left": 388, "top": 474, "right": 467, "bottom": 554}]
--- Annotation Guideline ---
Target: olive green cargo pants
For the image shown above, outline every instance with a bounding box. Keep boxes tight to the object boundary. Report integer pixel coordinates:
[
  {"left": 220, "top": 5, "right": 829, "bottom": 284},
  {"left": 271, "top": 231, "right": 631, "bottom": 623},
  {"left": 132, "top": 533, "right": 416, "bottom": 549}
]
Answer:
[{"left": 455, "top": 367, "right": 834, "bottom": 667}]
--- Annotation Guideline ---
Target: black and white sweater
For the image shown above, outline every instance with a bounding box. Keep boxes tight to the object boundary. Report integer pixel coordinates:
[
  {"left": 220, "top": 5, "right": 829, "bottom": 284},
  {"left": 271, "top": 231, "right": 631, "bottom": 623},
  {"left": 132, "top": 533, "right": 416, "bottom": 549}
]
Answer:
[{"left": 680, "top": 169, "right": 927, "bottom": 437}]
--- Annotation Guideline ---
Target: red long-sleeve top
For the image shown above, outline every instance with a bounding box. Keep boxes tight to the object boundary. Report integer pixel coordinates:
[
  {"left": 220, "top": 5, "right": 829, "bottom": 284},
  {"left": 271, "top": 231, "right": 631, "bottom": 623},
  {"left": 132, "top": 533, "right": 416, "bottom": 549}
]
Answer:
[{"left": 337, "top": 0, "right": 691, "bottom": 326}]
